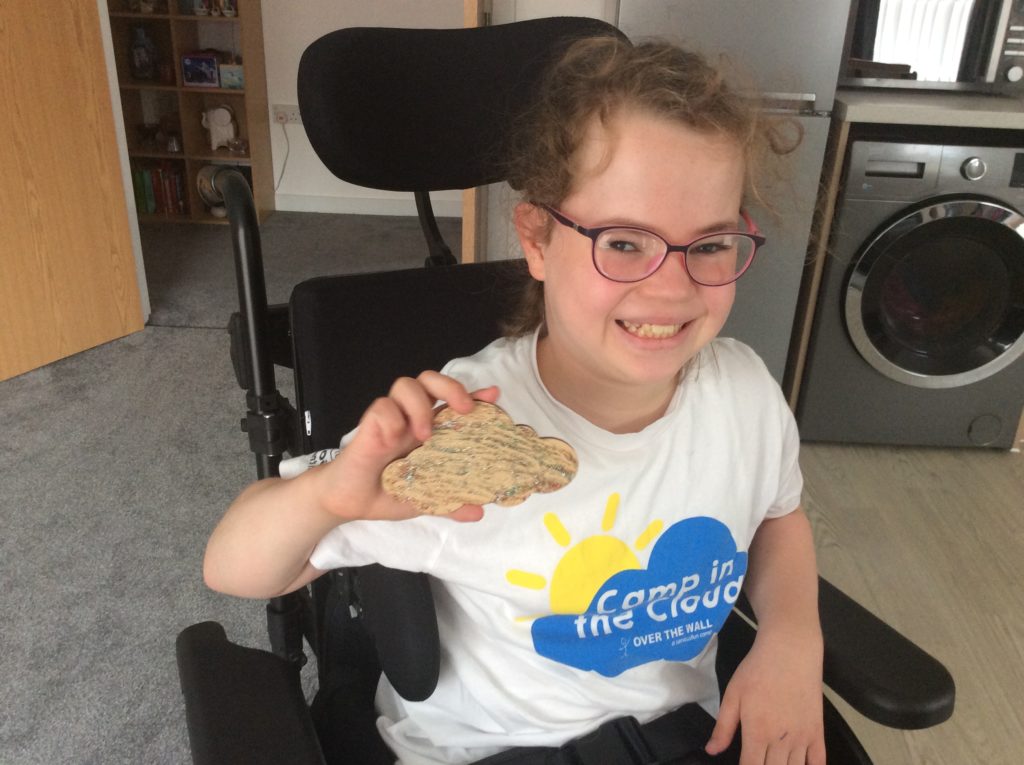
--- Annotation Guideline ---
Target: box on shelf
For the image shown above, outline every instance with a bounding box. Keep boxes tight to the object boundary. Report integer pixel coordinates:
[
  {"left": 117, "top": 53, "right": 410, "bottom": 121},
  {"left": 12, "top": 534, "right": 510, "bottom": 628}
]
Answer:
[
  {"left": 219, "top": 64, "right": 244, "bottom": 89},
  {"left": 182, "top": 52, "right": 220, "bottom": 87}
]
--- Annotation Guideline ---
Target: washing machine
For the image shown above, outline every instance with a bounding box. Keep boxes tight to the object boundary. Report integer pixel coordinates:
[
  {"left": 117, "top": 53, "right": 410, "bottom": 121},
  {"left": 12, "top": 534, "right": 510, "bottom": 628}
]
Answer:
[{"left": 797, "top": 136, "right": 1024, "bottom": 448}]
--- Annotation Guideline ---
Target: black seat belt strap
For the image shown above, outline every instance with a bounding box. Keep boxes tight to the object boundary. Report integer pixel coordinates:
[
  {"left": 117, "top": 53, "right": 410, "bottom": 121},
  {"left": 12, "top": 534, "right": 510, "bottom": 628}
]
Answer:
[
  {"left": 553, "top": 716, "right": 656, "bottom": 764},
  {"left": 471, "top": 703, "right": 736, "bottom": 765}
]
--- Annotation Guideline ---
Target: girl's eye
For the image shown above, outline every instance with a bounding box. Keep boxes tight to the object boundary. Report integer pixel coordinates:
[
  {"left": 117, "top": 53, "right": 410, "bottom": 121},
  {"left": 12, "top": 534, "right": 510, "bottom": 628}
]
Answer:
[
  {"left": 607, "top": 239, "right": 640, "bottom": 253},
  {"left": 598, "top": 230, "right": 652, "bottom": 255},
  {"left": 690, "top": 238, "right": 733, "bottom": 257}
]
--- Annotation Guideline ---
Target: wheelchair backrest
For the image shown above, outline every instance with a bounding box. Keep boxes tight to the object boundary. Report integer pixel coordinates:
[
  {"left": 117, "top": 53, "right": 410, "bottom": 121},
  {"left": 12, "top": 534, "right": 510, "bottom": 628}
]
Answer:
[
  {"left": 290, "top": 260, "right": 528, "bottom": 453},
  {"left": 287, "top": 260, "right": 528, "bottom": 701}
]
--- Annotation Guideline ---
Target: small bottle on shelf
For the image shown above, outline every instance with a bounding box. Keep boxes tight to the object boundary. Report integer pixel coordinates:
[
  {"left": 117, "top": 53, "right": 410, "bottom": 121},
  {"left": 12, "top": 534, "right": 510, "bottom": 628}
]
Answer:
[{"left": 129, "top": 26, "right": 158, "bottom": 81}]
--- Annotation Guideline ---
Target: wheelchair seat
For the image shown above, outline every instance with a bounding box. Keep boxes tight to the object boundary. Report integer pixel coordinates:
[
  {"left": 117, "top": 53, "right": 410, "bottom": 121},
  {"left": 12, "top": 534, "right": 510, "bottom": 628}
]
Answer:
[{"left": 176, "top": 17, "right": 954, "bottom": 765}]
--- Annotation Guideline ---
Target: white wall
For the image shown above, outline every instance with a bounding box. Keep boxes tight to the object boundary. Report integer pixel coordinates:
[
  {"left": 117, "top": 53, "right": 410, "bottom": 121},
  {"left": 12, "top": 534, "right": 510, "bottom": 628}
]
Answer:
[
  {"left": 490, "top": 0, "right": 617, "bottom": 24},
  {"left": 262, "top": 0, "right": 464, "bottom": 216}
]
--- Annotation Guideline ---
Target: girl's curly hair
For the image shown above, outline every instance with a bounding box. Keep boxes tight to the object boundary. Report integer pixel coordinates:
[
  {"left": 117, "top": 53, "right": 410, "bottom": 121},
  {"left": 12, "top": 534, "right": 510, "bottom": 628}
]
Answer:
[{"left": 501, "top": 35, "right": 799, "bottom": 337}]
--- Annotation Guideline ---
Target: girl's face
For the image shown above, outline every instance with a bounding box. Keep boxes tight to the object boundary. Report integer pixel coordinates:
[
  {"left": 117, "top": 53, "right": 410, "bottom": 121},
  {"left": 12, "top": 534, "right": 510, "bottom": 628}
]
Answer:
[{"left": 516, "top": 111, "right": 746, "bottom": 424}]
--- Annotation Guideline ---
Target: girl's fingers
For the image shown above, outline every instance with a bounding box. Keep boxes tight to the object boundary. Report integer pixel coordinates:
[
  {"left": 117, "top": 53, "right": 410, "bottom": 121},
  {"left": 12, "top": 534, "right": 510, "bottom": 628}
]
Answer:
[
  {"left": 705, "top": 693, "right": 739, "bottom": 755},
  {"left": 413, "top": 370, "right": 481, "bottom": 413},
  {"left": 356, "top": 397, "right": 420, "bottom": 460},
  {"left": 446, "top": 504, "right": 485, "bottom": 523},
  {"left": 807, "top": 738, "right": 826, "bottom": 765},
  {"left": 412, "top": 373, "right": 500, "bottom": 412},
  {"left": 390, "top": 374, "right": 501, "bottom": 441},
  {"left": 388, "top": 374, "right": 445, "bottom": 440},
  {"left": 357, "top": 374, "right": 501, "bottom": 474},
  {"left": 471, "top": 384, "right": 501, "bottom": 404}
]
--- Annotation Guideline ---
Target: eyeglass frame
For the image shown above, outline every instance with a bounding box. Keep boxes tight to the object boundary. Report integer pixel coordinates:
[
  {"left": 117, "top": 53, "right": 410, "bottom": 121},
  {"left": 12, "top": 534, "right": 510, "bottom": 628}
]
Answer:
[{"left": 538, "top": 204, "right": 766, "bottom": 286}]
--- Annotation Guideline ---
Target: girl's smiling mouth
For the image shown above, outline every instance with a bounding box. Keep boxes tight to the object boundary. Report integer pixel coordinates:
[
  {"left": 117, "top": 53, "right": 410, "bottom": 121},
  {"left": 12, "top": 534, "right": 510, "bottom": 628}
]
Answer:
[{"left": 618, "top": 320, "right": 686, "bottom": 339}]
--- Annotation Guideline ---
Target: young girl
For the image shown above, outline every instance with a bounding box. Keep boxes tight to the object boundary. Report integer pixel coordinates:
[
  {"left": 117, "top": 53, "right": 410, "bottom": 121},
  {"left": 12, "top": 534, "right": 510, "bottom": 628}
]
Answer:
[{"left": 204, "top": 36, "right": 825, "bottom": 765}]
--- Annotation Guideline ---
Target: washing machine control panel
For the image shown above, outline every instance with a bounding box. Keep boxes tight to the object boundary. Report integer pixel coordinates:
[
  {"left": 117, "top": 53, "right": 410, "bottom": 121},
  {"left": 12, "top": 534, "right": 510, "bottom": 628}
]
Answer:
[{"left": 846, "top": 142, "right": 1024, "bottom": 202}]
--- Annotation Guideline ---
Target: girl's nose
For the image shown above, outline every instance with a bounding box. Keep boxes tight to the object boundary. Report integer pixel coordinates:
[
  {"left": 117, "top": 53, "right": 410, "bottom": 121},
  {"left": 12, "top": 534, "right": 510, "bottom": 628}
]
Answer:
[{"left": 646, "top": 251, "right": 698, "bottom": 295}]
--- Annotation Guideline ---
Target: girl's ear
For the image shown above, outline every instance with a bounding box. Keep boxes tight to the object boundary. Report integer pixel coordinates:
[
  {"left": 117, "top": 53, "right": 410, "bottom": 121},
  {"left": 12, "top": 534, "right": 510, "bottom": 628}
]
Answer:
[{"left": 513, "top": 202, "right": 548, "bottom": 281}]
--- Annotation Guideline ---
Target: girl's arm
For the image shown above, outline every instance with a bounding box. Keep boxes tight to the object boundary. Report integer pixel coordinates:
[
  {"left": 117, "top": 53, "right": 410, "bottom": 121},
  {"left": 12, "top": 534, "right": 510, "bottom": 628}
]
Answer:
[
  {"left": 203, "top": 374, "right": 499, "bottom": 600},
  {"left": 706, "top": 507, "right": 826, "bottom": 765},
  {"left": 203, "top": 467, "right": 354, "bottom": 599}
]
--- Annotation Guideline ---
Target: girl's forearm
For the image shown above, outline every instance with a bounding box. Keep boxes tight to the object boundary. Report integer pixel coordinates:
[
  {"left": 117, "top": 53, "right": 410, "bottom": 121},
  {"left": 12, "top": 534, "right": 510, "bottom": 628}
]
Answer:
[
  {"left": 202, "top": 466, "right": 342, "bottom": 599},
  {"left": 744, "top": 508, "right": 823, "bottom": 644}
]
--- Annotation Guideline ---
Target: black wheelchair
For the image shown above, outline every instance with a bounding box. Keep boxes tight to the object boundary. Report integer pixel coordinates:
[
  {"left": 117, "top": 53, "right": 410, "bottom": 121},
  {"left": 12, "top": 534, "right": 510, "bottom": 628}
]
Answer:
[{"left": 176, "top": 18, "right": 955, "bottom": 765}]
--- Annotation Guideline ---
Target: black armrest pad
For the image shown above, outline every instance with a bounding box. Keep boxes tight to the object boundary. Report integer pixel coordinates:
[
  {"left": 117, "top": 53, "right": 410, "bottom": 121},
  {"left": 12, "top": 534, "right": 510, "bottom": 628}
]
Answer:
[
  {"left": 735, "top": 577, "right": 955, "bottom": 729},
  {"left": 356, "top": 566, "right": 440, "bottom": 701},
  {"left": 817, "top": 577, "right": 954, "bottom": 729},
  {"left": 176, "top": 622, "right": 326, "bottom": 765}
]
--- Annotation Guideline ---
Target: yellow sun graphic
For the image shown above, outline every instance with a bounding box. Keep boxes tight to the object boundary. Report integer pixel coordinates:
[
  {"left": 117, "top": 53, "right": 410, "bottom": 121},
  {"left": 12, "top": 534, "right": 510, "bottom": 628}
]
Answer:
[{"left": 505, "top": 493, "right": 663, "bottom": 618}]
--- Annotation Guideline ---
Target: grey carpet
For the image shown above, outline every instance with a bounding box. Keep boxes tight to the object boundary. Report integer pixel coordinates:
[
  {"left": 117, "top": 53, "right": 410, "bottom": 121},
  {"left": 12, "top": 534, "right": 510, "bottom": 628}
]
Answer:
[
  {"left": 143, "top": 210, "right": 460, "bottom": 328},
  {"left": 0, "top": 211, "right": 459, "bottom": 764}
]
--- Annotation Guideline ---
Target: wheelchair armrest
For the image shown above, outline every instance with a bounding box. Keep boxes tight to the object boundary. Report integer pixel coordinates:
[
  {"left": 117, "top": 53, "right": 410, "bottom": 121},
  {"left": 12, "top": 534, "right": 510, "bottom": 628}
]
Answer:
[
  {"left": 356, "top": 566, "right": 440, "bottom": 701},
  {"left": 817, "top": 577, "right": 955, "bottom": 729},
  {"left": 735, "top": 576, "right": 955, "bottom": 730},
  {"left": 176, "top": 621, "right": 326, "bottom": 765}
]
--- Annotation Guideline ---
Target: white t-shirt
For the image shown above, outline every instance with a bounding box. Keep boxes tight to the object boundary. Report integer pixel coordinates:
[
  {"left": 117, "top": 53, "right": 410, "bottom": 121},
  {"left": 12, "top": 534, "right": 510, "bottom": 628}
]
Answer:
[{"left": 307, "top": 331, "right": 802, "bottom": 765}]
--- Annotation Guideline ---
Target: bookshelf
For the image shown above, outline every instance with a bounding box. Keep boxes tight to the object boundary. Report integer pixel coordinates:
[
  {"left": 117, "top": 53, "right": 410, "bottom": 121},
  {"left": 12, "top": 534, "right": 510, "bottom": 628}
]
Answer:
[{"left": 107, "top": 0, "right": 273, "bottom": 223}]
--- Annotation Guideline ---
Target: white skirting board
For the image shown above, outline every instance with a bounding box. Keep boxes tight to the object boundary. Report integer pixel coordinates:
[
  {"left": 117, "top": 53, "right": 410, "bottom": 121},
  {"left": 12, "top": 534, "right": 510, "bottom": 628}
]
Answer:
[{"left": 274, "top": 192, "right": 462, "bottom": 219}]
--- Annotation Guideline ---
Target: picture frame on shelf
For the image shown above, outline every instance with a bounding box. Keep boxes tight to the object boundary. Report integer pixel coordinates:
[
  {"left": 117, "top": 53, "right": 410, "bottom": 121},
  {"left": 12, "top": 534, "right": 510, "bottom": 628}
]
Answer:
[{"left": 182, "top": 52, "right": 220, "bottom": 87}]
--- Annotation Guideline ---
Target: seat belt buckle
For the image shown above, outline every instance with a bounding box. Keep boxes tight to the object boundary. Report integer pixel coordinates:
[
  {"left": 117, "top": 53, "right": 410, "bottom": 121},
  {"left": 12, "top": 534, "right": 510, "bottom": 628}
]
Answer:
[{"left": 552, "top": 716, "right": 659, "bottom": 764}]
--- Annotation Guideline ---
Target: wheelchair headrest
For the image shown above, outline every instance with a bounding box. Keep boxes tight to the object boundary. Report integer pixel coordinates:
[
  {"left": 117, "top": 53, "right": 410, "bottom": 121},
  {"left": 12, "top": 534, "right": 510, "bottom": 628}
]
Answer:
[{"left": 297, "top": 17, "right": 627, "bottom": 192}]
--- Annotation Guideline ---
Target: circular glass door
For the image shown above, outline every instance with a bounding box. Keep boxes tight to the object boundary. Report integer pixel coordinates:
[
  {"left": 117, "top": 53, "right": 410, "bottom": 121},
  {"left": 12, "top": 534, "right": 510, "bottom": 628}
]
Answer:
[{"left": 845, "top": 197, "right": 1024, "bottom": 388}]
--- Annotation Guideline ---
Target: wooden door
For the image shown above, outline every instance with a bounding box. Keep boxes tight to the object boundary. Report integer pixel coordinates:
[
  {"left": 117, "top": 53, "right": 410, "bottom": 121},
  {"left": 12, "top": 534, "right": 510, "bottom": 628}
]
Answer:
[{"left": 0, "top": 0, "right": 143, "bottom": 381}]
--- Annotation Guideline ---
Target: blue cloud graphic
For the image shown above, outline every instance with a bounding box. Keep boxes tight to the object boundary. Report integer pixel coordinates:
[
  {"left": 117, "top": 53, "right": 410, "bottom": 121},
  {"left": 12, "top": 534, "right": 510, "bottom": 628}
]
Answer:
[{"left": 532, "top": 516, "right": 746, "bottom": 677}]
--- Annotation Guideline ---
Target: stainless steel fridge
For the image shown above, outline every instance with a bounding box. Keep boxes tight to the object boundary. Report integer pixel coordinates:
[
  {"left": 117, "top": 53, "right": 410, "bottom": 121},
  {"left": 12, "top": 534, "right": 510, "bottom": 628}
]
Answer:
[{"left": 618, "top": 0, "right": 852, "bottom": 384}]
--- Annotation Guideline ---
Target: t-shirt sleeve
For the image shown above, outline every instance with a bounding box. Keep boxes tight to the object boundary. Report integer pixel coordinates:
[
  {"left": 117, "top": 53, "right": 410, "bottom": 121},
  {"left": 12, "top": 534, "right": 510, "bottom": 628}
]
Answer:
[
  {"left": 765, "top": 402, "right": 803, "bottom": 519},
  {"left": 309, "top": 515, "right": 450, "bottom": 572},
  {"left": 719, "top": 338, "right": 804, "bottom": 521}
]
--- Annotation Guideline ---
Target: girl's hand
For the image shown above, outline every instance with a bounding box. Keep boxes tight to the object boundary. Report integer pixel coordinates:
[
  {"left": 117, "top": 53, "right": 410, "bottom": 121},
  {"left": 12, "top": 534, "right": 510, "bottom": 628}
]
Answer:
[
  {"left": 203, "top": 372, "right": 499, "bottom": 599},
  {"left": 316, "top": 371, "right": 500, "bottom": 523},
  {"left": 706, "top": 627, "right": 826, "bottom": 765}
]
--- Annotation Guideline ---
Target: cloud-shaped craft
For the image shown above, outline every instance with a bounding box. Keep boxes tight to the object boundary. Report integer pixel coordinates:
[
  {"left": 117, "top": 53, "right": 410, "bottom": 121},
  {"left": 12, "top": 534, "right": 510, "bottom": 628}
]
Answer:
[{"left": 382, "top": 402, "right": 578, "bottom": 515}]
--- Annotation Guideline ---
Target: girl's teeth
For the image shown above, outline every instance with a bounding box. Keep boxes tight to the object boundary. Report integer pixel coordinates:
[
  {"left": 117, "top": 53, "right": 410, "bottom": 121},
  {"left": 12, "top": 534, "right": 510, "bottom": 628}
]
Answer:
[{"left": 622, "top": 321, "right": 683, "bottom": 338}]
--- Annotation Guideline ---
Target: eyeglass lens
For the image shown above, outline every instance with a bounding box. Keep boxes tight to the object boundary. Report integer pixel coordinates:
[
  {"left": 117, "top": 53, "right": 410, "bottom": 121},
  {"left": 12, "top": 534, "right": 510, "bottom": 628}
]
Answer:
[{"left": 594, "top": 228, "right": 756, "bottom": 285}]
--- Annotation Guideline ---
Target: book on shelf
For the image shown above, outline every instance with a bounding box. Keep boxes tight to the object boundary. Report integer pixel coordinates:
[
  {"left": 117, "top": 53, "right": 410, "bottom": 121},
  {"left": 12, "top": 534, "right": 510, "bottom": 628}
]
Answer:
[{"left": 131, "top": 161, "right": 187, "bottom": 216}]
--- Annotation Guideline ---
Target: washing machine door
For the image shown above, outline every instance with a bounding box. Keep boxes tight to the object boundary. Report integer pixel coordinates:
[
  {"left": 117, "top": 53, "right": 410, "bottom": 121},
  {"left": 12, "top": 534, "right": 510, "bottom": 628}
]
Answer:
[{"left": 845, "top": 196, "right": 1024, "bottom": 388}]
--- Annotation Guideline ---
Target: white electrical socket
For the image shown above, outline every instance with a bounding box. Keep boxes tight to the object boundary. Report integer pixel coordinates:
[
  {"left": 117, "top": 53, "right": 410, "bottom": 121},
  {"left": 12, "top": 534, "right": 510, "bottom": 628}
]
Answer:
[{"left": 272, "top": 104, "right": 302, "bottom": 124}]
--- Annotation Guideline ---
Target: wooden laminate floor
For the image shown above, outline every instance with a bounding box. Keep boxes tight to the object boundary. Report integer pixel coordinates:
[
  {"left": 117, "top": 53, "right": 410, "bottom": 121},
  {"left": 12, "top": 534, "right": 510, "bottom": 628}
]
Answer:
[{"left": 800, "top": 441, "right": 1024, "bottom": 764}]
